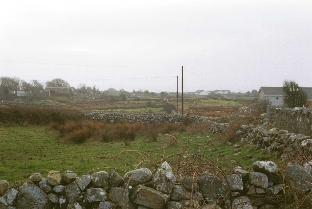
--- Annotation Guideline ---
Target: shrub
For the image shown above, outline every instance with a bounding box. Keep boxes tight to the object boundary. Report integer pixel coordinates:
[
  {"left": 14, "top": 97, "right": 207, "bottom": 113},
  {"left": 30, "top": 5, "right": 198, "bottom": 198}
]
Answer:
[
  {"left": 162, "top": 102, "right": 176, "bottom": 114},
  {"left": 50, "top": 120, "right": 214, "bottom": 144},
  {"left": 0, "top": 105, "right": 83, "bottom": 125},
  {"left": 283, "top": 80, "right": 307, "bottom": 108},
  {"left": 223, "top": 119, "right": 244, "bottom": 142},
  {"left": 63, "top": 127, "right": 90, "bottom": 144}
]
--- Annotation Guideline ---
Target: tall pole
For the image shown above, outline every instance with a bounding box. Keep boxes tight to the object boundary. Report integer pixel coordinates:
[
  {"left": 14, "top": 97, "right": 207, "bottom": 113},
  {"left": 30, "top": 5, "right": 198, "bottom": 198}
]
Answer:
[
  {"left": 181, "top": 65, "right": 184, "bottom": 115},
  {"left": 176, "top": 76, "right": 179, "bottom": 112}
]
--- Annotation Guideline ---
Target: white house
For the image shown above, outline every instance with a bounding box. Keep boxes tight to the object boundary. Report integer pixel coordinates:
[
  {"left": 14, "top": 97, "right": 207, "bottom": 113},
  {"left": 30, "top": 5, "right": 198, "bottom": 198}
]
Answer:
[{"left": 259, "top": 87, "right": 312, "bottom": 107}]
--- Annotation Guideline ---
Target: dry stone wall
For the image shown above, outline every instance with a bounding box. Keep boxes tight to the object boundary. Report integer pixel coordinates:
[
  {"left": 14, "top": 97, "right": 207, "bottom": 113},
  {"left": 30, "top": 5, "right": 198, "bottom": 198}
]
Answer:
[
  {"left": 268, "top": 107, "right": 312, "bottom": 136},
  {"left": 238, "top": 124, "right": 312, "bottom": 159},
  {"left": 2, "top": 161, "right": 311, "bottom": 209},
  {"left": 86, "top": 112, "right": 229, "bottom": 134}
]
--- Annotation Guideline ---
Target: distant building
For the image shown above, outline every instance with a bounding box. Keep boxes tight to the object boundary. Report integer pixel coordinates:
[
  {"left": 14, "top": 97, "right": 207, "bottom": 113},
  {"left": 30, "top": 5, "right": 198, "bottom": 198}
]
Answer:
[
  {"left": 259, "top": 87, "right": 312, "bottom": 107},
  {"left": 214, "top": 90, "right": 231, "bottom": 95},
  {"left": 194, "top": 90, "right": 231, "bottom": 96},
  {"left": 45, "top": 87, "right": 72, "bottom": 97},
  {"left": 198, "top": 90, "right": 211, "bottom": 96}
]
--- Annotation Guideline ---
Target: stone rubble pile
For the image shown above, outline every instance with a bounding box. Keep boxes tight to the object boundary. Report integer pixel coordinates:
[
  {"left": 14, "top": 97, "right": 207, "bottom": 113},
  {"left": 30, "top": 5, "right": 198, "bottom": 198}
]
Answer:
[
  {"left": 238, "top": 124, "right": 312, "bottom": 158},
  {"left": 2, "top": 160, "right": 311, "bottom": 209},
  {"left": 86, "top": 112, "right": 228, "bottom": 134}
]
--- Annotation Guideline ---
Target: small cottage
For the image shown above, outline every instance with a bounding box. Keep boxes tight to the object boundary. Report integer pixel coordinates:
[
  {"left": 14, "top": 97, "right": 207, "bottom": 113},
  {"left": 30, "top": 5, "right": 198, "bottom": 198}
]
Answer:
[{"left": 259, "top": 87, "right": 312, "bottom": 107}]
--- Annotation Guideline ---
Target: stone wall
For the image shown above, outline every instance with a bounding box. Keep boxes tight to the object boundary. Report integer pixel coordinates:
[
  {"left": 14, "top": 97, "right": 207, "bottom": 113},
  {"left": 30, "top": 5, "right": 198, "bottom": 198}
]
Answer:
[
  {"left": 1, "top": 161, "right": 312, "bottom": 209},
  {"left": 238, "top": 123, "right": 312, "bottom": 159},
  {"left": 86, "top": 112, "right": 229, "bottom": 134},
  {"left": 268, "top": 107, "right": 312, "bottom": 136}
]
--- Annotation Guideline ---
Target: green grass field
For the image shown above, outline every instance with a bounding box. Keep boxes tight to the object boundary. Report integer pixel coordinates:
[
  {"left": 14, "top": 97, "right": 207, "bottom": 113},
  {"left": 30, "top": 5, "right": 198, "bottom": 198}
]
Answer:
[
  {"left": 191, "top": 99, "right": 241, "bottom": 107},
  {"left": 0, "top": 125, "right": 278, "bottom": 183}
]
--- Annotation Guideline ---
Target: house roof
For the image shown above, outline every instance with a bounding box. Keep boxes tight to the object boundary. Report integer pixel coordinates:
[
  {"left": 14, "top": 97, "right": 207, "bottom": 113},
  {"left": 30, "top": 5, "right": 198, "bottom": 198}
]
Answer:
[
  {"left": 260, "top": 87, "right": 285, "bottom": 96},
  {"left": 260, "top": 87, "right": 312, "bottom": 100}
]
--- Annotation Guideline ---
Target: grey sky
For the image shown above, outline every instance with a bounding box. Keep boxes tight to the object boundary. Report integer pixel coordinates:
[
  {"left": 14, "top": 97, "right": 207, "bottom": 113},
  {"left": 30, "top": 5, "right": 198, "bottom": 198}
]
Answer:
[{"left": 0, "top": 0, "right": 311, "bottom": 92}]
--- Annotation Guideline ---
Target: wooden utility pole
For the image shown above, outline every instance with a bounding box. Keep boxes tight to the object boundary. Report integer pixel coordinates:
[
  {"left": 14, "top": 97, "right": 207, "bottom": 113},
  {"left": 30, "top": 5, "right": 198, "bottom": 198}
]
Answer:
[
  {"left": 181, "top": 65, "right": 184, "bottom": 115},
  {"left": 176, "top": 76, "right": 179, "bottom": 111}
]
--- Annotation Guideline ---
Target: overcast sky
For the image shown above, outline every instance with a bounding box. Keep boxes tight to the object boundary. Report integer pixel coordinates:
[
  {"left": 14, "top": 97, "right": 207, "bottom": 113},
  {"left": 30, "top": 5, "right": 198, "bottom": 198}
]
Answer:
[{"left": 0, "top": 0, "right": 311, "bottom": 92}]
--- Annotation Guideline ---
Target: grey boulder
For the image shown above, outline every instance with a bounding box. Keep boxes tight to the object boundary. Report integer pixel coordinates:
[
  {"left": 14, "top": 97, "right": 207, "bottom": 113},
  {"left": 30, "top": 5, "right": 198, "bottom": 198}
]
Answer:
[
  {"left": 0, "top": 188, "right": 18, "bottom": 206},
  {"left": 253, "top": 161, "right": 278, "bottom": 175},
  {"left": 130, "top": 185, "right": 169, "bottom": 209},
  {"left": 232, "top": 196, "right": 253, "bottom": 209},
  {"left": 198, "top": 173, "right": 226, "bottom": 201},
  {"left": 76, "top": 175, "right": 92, "bottom": 191},
  {"left": 249, "top": 172, "right": 268, "bottom": 189},
  {"left": 153, "top": 161, "right": 176, "bottom": 194},
  {"left": 226, "top": 174, "right": 243, "bottom": 192},
  {"left": 92, "top": 171, "right": 109, "bottom": 189},
  {"left": 65, "top": 182, "right": 82, "bottom": 204},
  {"left": 85, "top": 188, "right": 107, "bottom": 203},
  {"left": 16, "top": 184, "right": 48, "bottom": 209},
  {"left": 62, "top": 170, "right": 77, "bottom": 184},
  {"left": 124, "top": 168, "right": 152, "bottom": 186},
  {"left": 285, "top": 163, "right": 312, "bottom": 194},
  {"left": 98, "top": 201, "right": 114, "bottom": 209},
  {"left": 170, "top": 185, "right": 191, "bottom": 201}
]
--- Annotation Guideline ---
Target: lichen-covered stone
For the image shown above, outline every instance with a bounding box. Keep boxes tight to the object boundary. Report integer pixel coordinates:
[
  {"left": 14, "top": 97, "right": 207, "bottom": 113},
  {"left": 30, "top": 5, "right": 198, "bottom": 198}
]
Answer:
[
  {"left": 65, "top": 182, "right": 82, "bottom": 204},
  {"left": 92, "top": 171, "right": 109, "bottom": 189},
  {"left": 16, "top": 184, "right": 48, "bottom": 209},
  {"left": 226, "top": 174, "right": 243, "bottom": 192},
  {"left": 62, "top": 170, "right": 77, "bottom": 184},
  {"left": 29, "top": 173, "right": 42, "bottom": 184},
  {"left": 76, "top": 175, "right": 92, "bottom": 191},
  {"left": 232, "top": 196, "right": 253, "bottom": 209},
  {"left": 98, "top": 201, "right": 114, "bottom": 209},
  {"left": 268, "top": 184, "right": 284, "bottom": 195},
  {"left": 109, "top": 187, "right": 135, "bottom": 209},
  {"left": 48, "top": 193, "right": 59, "bottom": 204},
  {"left": 303, "top": 161, "right": 312, "bottom": 175},
  {"left": 109, "top": 171, "right": 124, "bottom": 187},
  {"left": 130, "top": 185, "right": 169, "bottom": 209},
  {"left": 53, "top": 185, "right": 65, "bottom": 194},
  {"left": 67, "top": 202, "right": 83, "bottom": 209},
  {"left": 153, "top": 161, "right": 176, "bottom": 194},
  {"left": 249, "top": 172, "right": 268, "bottom": 189},
  {"left": 0, "top": 188, "right": 18, "bottom": 206},
  {"left": 198, "top": 173, "right": 226, "bottom": 201},
  {"left": 47, "top": 170, "right": 62, "bottom": 186},
  {"left": 170, "top": 185, "right": 191, "bottom": 201},
  {"left": 167, "top": 201, "right": 182, "bottom": 209},
  {"left": 253, "top": 161, "right": 278, "bottom": 175},
  {"left": 124, "top": 168, "right": 152, "bottom": 186},
  {"left": 38, "top": 179, "right": 52, "bottom": 193},
  {"left": 85, "top": 188, "right": 107, "bottom": 203},
  {"left": 285, "top": 163, "right": 312, "bottom": 194}
]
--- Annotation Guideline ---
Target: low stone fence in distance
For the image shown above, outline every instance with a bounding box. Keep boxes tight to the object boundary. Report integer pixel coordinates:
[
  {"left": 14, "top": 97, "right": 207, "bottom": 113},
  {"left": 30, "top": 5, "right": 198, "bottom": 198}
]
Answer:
[
  {"left": 268, "top": 107, "right": 312, "bottom": 136},
  {"left": 86, "top": 112, "right": 229, "bottom": 134},
  {"left": 238, "top": 123, "right": 312, "bottom": 159},
  {"left": 2, "top": 161, "right": 311, "bottom": 209}
]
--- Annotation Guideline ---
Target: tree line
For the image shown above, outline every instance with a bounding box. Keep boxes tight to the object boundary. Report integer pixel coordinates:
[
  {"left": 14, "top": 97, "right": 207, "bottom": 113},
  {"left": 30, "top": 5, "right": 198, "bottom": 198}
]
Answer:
[{"left": 0, "top": 77, "right": 166, "bottom": 101}]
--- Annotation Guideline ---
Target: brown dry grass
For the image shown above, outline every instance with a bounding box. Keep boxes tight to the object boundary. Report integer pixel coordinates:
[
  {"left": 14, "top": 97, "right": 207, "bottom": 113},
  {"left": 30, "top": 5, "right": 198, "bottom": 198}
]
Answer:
[
  {"left": 0, "top": 105, "right": 83, "bottom": 125},
  {"left": 50, "top": 120, "right": 214, "bottom": 144}
]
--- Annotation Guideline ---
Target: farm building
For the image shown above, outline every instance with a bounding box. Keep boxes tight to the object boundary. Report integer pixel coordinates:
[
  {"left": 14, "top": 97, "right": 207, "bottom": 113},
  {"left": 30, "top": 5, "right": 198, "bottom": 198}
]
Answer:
[{"left": 259, "top": 87, "right": 312, "bottom": 107}]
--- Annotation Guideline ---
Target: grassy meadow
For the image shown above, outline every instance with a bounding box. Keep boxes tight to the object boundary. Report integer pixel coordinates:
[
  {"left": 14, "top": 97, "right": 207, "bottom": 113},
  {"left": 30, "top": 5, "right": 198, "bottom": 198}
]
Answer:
[{"left": 0, "top": 125, "right": 278, "bottom": 183}]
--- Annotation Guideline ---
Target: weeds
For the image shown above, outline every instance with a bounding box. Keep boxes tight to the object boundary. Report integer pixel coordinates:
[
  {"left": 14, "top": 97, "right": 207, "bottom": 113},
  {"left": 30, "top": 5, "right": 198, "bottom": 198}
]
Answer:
[
  {"left": 50, "top": 120, "right": 214, "bottom": 144},
  {"left": 0, "top": 105, "right": 83, "bottom": 125}
]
